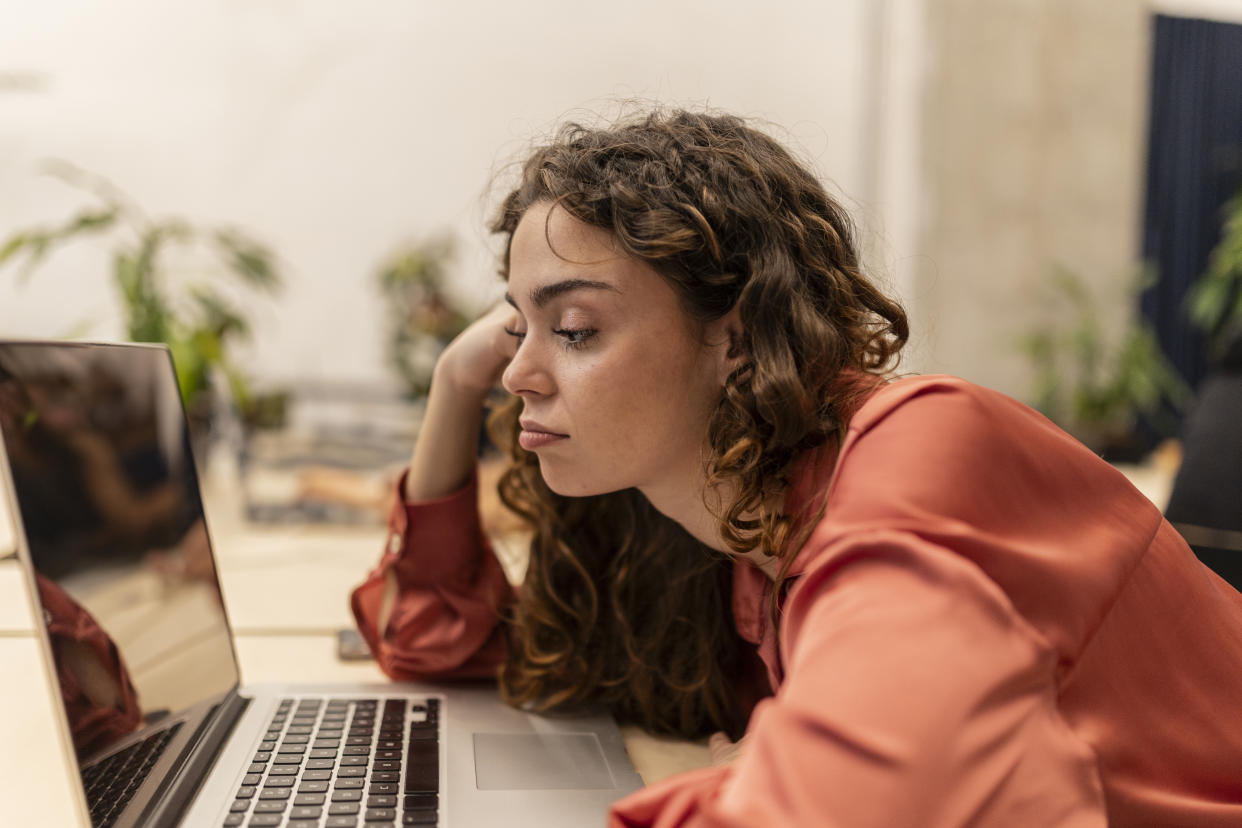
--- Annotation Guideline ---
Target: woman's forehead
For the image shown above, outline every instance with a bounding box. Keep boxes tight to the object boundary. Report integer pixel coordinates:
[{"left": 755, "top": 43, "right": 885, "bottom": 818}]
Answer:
[{"left": 511, "top": 201, "right": 622, "bottom": 268}]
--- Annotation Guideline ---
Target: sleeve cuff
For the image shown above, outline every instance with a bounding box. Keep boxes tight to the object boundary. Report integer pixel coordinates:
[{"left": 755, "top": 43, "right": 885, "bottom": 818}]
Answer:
[{"left": 385, "top": 468, "right": 488, "bottom": 587}]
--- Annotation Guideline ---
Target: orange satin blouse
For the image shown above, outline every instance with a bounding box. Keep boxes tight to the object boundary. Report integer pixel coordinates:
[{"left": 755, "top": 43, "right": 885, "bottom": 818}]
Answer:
[{"left": 352, "top": 375, "right": 1242, "bottom": 826}]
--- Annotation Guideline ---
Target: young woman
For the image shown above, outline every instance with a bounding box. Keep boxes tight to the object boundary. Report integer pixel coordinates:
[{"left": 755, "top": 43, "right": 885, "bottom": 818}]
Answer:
[{"left": 352, "top": 110, "right": 1242, "bottom": 826}]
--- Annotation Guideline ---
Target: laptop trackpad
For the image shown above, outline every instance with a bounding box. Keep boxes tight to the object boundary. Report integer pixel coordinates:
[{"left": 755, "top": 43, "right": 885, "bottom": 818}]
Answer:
[{"left": 473, "top": 732, "right": 616, "bottom": 790}]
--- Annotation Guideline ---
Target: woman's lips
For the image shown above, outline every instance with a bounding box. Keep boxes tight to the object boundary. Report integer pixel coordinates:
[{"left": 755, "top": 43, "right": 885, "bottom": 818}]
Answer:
[{"left": 518, "top": 421, "right": 568, "bottom": 450}]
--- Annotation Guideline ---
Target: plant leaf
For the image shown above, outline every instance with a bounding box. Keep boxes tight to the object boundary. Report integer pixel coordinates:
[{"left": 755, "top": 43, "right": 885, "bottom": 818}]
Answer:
[
  {"left": 0, "top": 233, "right": 30, "bottom": 269},
  {"left": 213, "top": 229, "right": 281, "bottom": 290}
]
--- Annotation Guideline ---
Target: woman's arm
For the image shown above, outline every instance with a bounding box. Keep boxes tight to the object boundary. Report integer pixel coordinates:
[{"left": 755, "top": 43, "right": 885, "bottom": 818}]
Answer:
[
  {"left": 404, "top": 303, "right": 516, "bottom": 501},
  {"left": 352, "top": 304, "right": 521, "bottom": 679}
]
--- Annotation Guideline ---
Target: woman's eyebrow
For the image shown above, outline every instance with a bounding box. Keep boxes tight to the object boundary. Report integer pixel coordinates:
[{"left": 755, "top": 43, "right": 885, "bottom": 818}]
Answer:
[{"left": 504, "top": 278, "right": 620, "bottom": 310}]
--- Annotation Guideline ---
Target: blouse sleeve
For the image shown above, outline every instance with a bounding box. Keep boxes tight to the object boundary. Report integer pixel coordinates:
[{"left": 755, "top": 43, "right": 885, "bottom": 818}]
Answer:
[
  {"left": 350, "top": 469, "right": 514, "bottom": 680},
  {"left": 608, "top": 532, "right": 1106, "bottom": 827}
]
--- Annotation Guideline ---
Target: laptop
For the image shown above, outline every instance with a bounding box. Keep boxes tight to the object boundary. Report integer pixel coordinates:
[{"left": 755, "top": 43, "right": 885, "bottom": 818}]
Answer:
[{"left": 0, "top": 340, "right": 643, "bottom": 828}]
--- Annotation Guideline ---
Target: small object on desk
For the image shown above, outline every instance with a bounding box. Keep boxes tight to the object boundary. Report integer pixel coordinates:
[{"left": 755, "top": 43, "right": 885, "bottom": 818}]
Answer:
[{"left": 335, "top": 628, "right": 373, "bottom": 661}]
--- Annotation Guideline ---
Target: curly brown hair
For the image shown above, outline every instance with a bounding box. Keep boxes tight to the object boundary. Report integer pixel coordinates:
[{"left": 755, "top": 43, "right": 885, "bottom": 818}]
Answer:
[{"left": 487, "top": 109, "right": 908, "bottom": 740}]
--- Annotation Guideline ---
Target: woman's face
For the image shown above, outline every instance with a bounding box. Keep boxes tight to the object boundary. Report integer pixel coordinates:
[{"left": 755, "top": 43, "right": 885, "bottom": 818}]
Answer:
[{"left": 501, "top": 201, "right": 733, "bottom": 502}]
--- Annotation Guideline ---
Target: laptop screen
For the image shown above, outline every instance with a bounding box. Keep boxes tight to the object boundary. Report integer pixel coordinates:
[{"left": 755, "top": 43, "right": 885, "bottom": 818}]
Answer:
[{"left": 0, "top": 341, "right": 238, "bottom": 762}]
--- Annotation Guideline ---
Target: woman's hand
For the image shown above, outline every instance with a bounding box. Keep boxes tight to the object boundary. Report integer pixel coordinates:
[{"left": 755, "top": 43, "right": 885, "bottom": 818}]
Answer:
[
  {"left": 708, "top": 731, "right": 747, "bottom": 767},
  {"left": 434, "top": 303, "right": 519, "bottom": 400}
]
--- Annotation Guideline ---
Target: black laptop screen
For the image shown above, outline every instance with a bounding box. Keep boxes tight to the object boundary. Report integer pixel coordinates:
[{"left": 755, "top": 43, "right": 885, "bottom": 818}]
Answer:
[{"left": 0, "top": 342, "right": 238, "bottom": 761}]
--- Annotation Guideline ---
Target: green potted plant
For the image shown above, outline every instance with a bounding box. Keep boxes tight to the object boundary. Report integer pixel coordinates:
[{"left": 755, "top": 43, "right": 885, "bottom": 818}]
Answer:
[
  {"left": 374, "top": 233, "right": 471, "bottom": 398},
  {"left": 0, "top": 161, "right": 285, "bottom": 444},
  {"left": 1018, "top": 263, "right": 1193, "bottom": 461},
  {"left": 1187, "top": 187, "right": 1242, "bottom": 358}
]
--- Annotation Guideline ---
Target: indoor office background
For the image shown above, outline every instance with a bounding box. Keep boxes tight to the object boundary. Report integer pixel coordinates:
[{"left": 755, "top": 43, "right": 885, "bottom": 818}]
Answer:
[
  {"left": 2, "top": 0, "right": 1241, "bottom": 517},
  {"left": 3, "top": 2, "right": 1242, "bottom": 823}
]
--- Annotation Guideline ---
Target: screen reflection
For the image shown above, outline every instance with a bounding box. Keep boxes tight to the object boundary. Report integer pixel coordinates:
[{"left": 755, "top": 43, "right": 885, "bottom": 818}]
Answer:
[{"left": 0, "top": 343, "right": 237, "bottom": 760}]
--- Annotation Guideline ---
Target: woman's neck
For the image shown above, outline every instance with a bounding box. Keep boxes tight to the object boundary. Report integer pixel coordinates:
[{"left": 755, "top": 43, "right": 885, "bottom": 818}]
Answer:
[{"left": 640, "top": 470, "right": 785, "bottom": 581}]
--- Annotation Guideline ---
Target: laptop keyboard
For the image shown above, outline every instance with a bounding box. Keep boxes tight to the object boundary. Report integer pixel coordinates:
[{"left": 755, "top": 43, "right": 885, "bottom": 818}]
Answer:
[
  {"left": 82, "top": 721, "right": 184, "bottom": 827},
  {"left": 224, "top": 696, "right": 441, "bottom": 828}
]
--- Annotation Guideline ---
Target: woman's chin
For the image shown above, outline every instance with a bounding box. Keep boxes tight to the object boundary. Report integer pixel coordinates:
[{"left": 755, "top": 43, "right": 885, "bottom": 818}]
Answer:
[{"left": 538, "top": 465, "right": 619, "bottom": 499}]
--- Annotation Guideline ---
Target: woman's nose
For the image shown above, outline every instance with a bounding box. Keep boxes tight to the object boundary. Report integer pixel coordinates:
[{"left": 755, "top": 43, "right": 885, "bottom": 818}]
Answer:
[{"left": 501, "top": 338, "right": 553, "bottom": 397}]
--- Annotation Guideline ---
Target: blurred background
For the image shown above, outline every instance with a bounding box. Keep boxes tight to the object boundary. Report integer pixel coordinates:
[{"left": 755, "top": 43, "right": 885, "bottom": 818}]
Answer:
[{"left": 2, "top": 0, "right": 1241, "bottom": 526}]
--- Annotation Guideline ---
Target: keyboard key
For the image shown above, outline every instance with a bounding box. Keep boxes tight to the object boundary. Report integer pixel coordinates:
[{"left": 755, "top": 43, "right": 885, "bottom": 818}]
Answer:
[
  {"left": 334, "top": 778, "right": 365, "bottom": 790},
  {"left": 306, "top": 759, "right": 336, "bottom": 770},
  {"left": 242, "top": 774, "right": 263, "bottom": 786},
  {"left": 290, "top": 805, "right": 323, "bottom": 819},
  {"left": 404, "top": 794, "right": 437, "bottom": 810},
  {"left": 369, "top": 783, "right": 397, "bottom": 795},
  {"left": 294, "top": 793, "right": 326, "bottom": 806},
  {"left": 222, "top": 814, "right": 244, "bottom": 826},
  {"left": 326, "top": 817, "right": 360, "bottom": 828},
  {"left": 298, "top": 781, "right": 330, "bottom": 793},
  {"left": 338, "top": 767, "right": 367, "bottom": 778},
  {"left": 402, "top": 813, "right": 437, "bottom": 826},
  {"left": 229, "top": 800, "right": 250, "bottom": 812},
  {"left": 247, "top": 816, "right": 281, "bottom": 827},
  {"left": 234, "top": 787, "right": 256, "bottom": 799},
  {"left": 365, "top": 809, "right": 397, "bottom": 822},
  {"left": 332, "top": 789, "right": 363, "bottom": 802},
  {"left": 329, "top": 802, "right": 361, "bottom": 815},
  {"left": 404, "top": 764, "right": 437, "bottom": 793},
  {"left": 407, "top": 743, "right": 436, "bottom": 763},
  {"left": 253, "top": 800, "right": 288, "bottom": 813},
  {"left": 258, "top": 788, "right": 292, "bottom": 800},
  {"left": 268, "top": 765, "right": 299, "bottom": 776},
  {"left": 303, "top": 769, "right": 333, "bottom": 781},
  {"left": 340, "top": 756, "right": 369, "bottom": 766},
  {"left": 367, "top": 795, "right": 397, "bottom": 808}
]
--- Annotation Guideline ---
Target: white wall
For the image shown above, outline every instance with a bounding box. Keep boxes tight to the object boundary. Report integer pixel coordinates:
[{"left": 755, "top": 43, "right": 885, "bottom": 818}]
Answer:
[
  {"left": 1, "top": 0, "right": 876, "bottom": 388},
  {"left": 1150, "top": 0, "right": 1242, "bottom": 22}
]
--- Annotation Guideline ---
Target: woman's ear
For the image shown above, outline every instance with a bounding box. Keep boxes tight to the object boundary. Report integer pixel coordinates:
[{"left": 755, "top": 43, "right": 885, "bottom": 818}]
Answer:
[{"left": 705, "top": 305, "right": 745, "bottom": 385}]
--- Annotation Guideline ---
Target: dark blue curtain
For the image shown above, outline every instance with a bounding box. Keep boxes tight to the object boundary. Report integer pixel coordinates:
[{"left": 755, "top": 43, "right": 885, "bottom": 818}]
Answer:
[{"left": 1140, "top": 14, "right": 1242, "bottom": 394}]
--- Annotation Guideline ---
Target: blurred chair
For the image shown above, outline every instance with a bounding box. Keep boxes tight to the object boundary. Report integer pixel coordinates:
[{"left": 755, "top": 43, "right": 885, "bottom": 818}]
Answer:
[{"left": 1165, "top": 334, "right": 1242, "bottom": 590}]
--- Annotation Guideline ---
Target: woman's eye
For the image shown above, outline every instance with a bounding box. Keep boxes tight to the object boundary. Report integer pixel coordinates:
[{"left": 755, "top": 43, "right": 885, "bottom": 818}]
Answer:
[
  {"left": 503, "top": 327, "right": 526, "bottom": 341},
  {"left": 553, "top": 327, "right": 597, "bottom": 348}
]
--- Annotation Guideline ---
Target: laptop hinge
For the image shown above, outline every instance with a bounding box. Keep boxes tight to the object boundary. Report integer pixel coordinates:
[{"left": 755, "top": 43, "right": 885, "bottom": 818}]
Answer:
[{"left": 138, "top": 689, "right": 251, "bottom": 828}]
